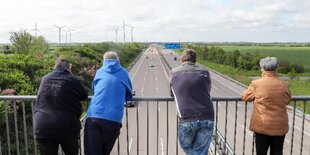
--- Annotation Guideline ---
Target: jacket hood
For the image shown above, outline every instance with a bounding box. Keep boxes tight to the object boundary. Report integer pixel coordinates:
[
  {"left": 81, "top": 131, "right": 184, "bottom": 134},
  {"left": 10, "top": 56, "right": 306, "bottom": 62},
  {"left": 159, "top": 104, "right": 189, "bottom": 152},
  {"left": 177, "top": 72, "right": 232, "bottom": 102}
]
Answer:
[{"left": 102, "top": 59, "right": 122, "bottom": 73}]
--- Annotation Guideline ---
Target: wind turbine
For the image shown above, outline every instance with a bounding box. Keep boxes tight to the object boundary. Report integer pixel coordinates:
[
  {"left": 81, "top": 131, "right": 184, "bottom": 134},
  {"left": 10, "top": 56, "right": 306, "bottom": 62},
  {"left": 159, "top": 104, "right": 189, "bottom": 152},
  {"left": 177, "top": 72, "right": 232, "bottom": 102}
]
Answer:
[
  {"left": 113, "top": 27, "right": 119, "bottom": 43},
  {"left": 122, "top": 19, "right": 126, "bottom": 43},
  {"left": 54, "top": 25, "right": 65, "bottom": 43},
  {"left": 129, "top": 25, "right": 135, "bottom": 43},
  {"left": 67, "top": 27, "right": 75, "bottom": 43},
  {"left": 31, "top": 23, "right": 40, "bottom": 37},
  {"left": 63, "top": 29, "right": 68, "bottom": 44}
]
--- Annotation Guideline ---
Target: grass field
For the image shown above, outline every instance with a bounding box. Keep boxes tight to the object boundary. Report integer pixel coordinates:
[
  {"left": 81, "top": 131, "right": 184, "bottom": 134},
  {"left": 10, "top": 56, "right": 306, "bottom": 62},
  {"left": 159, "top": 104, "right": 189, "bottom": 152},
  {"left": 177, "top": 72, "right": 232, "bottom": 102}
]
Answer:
[
  {"left": 198, "top": 59, "right": 310, "bottom": 96},
  {"left": 215, "top": 45, "right": 310, "bottom": 72}
]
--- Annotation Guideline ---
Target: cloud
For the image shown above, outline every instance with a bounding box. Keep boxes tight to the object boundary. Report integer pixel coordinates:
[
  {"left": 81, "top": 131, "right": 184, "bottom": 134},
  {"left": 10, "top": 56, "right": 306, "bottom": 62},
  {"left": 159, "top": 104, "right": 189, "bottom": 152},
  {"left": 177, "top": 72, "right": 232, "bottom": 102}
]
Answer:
[{"left": 0, "top": 0, "right": 309, "bottom": 42}]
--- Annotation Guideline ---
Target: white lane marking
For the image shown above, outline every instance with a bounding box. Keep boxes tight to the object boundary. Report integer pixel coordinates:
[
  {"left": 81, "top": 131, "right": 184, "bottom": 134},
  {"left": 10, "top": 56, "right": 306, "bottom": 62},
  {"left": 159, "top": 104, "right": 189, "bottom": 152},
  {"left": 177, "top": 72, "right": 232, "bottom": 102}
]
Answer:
[
  {"left": 157, "top": 53, "right": 169, "bottom": 80},
  {"left": 212, "top": 86, "right": 218, "bottom": 90},
  {"left": 211, "top": 76, "right": 241, "bottom": 95},
  {"left": 131, "top": 55, "right": 145, "bottom": 81},
  {"left": 161, "top": 138, "right": 165, "bottom": 155},
  {"left": 288, "top": 120, "right": 310, "bottom": 137},
  {"left": 158, "top": 104, "right": 161, "bottom": 112},
  {"left": 129, "top": 138, "right": 133, "bottom": 152},
  {"left": 155, "top": 77, "right": 158, "bottom": 81},
  {"left": 156, "top": 87, "right": 159, "bottom": 93},
  {"left": 141, "top": 87, "right": 144, "bottom": 94}
]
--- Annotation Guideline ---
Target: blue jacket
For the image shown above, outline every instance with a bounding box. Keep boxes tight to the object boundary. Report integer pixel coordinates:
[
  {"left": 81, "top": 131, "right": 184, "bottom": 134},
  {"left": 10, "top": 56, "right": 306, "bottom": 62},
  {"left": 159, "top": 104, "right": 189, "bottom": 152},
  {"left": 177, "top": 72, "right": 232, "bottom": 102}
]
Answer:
[{"left": 87, "top": 59, "right": 132, "bottom": 123}]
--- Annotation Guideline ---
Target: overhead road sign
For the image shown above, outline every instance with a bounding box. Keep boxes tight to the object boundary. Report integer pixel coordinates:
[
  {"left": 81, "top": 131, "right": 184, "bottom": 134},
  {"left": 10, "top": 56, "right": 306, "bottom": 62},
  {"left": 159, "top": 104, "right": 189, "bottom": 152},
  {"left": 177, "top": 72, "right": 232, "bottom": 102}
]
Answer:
[{"left": 164, "top": 43, "right": 181, "bottom": 49}]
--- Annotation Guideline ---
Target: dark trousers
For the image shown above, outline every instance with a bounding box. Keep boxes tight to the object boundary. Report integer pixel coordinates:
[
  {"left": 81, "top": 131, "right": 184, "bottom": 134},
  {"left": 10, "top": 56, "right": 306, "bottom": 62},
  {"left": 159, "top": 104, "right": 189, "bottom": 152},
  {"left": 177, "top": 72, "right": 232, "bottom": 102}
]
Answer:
[
  {"left": 255, "top": 132, "right": 285, "bottom": 155},
  {"left": 36, "top": 137, "right": 79, "bottom": 155},
  {"left": 84, "top": 118, "right": 122, "bottom": 155}
]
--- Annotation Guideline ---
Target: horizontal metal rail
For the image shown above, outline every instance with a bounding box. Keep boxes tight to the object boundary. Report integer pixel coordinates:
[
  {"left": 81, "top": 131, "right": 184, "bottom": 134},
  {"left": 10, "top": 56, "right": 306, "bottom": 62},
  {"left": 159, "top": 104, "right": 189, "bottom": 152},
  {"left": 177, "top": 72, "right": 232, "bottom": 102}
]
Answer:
[{"left": 0, "top": 96, "right": 309, "bottom": 155}]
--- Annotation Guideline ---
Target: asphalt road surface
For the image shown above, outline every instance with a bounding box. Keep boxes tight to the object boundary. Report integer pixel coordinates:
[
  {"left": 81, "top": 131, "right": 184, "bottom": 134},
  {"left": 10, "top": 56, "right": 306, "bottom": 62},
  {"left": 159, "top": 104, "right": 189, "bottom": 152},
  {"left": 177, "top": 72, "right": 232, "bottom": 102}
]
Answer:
[{"left": 110, "top": 46, "right": 309, "bottom": 155}]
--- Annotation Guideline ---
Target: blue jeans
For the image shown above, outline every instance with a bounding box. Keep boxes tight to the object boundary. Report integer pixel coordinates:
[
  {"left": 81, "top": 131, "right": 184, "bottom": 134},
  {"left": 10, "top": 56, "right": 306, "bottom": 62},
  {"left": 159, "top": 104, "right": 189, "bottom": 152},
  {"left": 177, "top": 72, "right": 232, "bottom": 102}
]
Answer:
[{"left": 178, "top": 119, "right": 214, "bottom": 155}]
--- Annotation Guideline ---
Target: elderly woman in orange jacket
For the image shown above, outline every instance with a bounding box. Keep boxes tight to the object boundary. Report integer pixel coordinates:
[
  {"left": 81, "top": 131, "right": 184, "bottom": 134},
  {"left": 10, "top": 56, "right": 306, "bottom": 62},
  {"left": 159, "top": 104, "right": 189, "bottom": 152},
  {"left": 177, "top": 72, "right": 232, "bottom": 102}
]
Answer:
[{"left": 242, "top": 57, "right": 291, "bottom": 155}]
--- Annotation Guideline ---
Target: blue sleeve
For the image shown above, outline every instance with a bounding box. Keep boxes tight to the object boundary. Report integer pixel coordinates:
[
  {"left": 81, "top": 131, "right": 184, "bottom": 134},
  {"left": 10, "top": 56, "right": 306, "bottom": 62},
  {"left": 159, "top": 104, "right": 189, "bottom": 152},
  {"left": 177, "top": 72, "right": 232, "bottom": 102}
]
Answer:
[{"left": 125, "top": 71, "right": 133, "bottom": 101}]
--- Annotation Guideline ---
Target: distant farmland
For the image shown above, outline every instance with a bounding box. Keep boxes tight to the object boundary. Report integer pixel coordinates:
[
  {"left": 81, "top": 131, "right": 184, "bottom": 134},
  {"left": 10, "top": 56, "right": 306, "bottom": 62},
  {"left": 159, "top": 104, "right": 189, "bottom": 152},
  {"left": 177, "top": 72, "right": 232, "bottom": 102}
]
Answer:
[{"left": 217, "top": 45, "right": 310, "bottom": 72}]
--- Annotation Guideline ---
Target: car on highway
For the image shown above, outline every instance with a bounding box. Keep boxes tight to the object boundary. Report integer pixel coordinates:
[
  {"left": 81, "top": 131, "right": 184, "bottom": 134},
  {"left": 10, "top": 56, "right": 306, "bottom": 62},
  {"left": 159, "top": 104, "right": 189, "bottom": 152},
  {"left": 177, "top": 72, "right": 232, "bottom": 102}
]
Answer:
[
  {"left": 149, "top": 62, "right": 155, "bottom": 67},
  {"left": 124, "top": 90, "right": 137, "bottom": 107}
]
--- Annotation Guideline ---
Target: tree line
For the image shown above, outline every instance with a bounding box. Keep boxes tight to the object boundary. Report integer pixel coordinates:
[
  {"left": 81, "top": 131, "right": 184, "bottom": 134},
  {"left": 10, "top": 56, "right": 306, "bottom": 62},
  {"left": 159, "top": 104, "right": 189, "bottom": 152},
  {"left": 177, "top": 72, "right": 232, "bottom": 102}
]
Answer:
[{"left": 0, "top": 30, "right": 144, "bottom": 155}]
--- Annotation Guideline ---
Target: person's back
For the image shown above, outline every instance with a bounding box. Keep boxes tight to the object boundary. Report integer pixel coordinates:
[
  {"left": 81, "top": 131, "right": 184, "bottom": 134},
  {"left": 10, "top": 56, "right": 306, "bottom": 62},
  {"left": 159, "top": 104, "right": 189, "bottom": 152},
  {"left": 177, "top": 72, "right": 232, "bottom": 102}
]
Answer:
[
  {"left": 84, "top": 51, "right": 132, "bottom": 155},
  {"left": 242, "top": 57, "right": 291, "bottom": 155},
  {"left": 34, "top": 58, "right": 88, "bottom": 155},
  {"left": 170, "top": 49, "right": 214, "bottom": 155},
  {"left": 171, "top": 63, "right": 214, "bottom": 122}
]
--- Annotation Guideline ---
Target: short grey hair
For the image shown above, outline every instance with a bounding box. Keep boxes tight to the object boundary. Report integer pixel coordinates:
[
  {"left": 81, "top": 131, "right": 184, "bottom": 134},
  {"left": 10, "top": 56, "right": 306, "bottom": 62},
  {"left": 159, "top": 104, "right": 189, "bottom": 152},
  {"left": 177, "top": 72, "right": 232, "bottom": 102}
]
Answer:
[
  {"left": 54, "top": 58, "right": 71, "bottom": 70},
  {"left": 181, "top": 49, "right": 196, "bottom": 63},
  {"left": 259, "top": 57, "right": 279, "bottom": 71},
  {"left": 103, "top": 51, "right": 119, "bottom": 61}
]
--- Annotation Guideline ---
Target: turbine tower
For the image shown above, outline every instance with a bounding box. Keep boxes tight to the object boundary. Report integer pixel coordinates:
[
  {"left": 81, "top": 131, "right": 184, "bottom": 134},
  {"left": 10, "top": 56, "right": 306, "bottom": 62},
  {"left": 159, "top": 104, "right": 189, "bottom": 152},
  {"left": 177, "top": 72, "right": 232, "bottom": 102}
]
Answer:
[
  {"left": 31, "top": 23, "right": 40, "bottom": 37},
  {"left": 67, "top": 27, "right": 75, "bottom": 43},
  {"left": 113, "top": 27, "right": 118, "bottom": 43},
  {"left": 122, "top": 19, "right": 126, "bottom": 43},
  {"left": 54, "top": 25, "right": 65, "bottom": 43},
  {"left": 129, "top": 26, "right": 134, "bottom": 43}
]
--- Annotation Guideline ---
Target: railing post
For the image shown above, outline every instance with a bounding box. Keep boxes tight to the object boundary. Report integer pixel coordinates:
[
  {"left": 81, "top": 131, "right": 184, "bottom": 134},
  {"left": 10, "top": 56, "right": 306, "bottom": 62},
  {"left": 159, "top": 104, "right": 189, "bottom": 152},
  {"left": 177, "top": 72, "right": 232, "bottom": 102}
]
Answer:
[
  {"left": 13, "top": 102, "right": 20, "bottom": 155},
  {"left": 31, "top": 101, "right": 38, "bottom": 155},
  {"left": 125, "top": 105, "right": 129, "bottom": 155},
  {"left": 5, "top": 102, "right": 11, "bottom": 155},
  {"left": 22, "top": 102, "right": 29, "bottom": 155},
  {"left": 300, "top": 101, "right": 306, "bottom": 155},
  {"left": 147, "top": 101, "right": 149, "bottom": 155},
  {"left": 242, "top": 102, "right": 248, "bottom": 155},
  {"left": 215, "top": 101, "right": 219, "bottom": 155},
  {"left": 233, "top": 101, "right": 238, "bottom": 155},
  {"left": 157, "top": 101, "right": 159, "bottom": 155},
  {"left": 136, "top": 102, "right": 139, "bottom": 155},
  {"left": 290, "top": 101, "right": 297, "bottom": 155}
]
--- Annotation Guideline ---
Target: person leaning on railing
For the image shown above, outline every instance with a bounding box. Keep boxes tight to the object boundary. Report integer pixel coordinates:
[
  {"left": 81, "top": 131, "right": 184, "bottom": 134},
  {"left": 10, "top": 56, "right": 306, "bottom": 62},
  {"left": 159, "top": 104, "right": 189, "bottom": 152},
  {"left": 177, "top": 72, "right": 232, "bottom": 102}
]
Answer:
[
  {"left": 242, "top": 57, "right": 291, "bottom": 155},
  {"left": 33, "top": 58, "right": 88, "bottom": 155},
  {"left": 170, "top": 49, "right": 214, "bottom": 155},
  {"left": 84, "top": 51, "right": 133, "bottom": 155}
]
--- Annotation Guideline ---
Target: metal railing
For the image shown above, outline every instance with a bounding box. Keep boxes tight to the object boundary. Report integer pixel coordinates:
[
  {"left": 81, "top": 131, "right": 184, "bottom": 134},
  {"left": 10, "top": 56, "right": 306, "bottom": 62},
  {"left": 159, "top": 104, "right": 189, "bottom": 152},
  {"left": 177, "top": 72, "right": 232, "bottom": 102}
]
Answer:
[{"left": 0, "top": 96, "right": 309, "bottom": 155}]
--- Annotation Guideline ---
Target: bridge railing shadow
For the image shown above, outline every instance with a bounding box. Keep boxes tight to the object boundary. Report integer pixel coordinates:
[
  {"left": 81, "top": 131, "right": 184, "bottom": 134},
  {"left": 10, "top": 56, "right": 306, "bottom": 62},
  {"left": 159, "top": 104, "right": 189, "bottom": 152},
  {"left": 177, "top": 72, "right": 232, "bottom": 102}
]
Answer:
[{"left": 0, "top": 96, "right": 309, "bottom": 155}]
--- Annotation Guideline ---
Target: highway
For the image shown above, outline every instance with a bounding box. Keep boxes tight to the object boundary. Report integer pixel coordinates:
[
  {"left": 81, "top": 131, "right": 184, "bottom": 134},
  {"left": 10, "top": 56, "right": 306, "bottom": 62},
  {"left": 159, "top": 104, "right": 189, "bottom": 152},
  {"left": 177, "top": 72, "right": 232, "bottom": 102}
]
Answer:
[
  {"left": 163, "top": 49, "right": 310, "bottom": 155},
  {"left": 110, "top": 46, "right": 309, "bottom": 155}
]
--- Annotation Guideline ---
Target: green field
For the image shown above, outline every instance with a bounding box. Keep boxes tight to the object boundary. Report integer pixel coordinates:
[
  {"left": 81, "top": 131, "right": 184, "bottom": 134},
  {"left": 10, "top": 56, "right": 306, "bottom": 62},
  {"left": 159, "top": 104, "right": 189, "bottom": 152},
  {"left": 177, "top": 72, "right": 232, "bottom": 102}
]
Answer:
[{"left": 215, "top": 45, "right": 310, "bottom": 72}]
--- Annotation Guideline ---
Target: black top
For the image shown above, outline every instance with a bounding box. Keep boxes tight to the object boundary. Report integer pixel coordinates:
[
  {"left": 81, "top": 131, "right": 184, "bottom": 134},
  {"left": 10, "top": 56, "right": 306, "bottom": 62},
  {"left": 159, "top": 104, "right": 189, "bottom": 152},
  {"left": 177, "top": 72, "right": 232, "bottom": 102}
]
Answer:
[
  {"left": 34, "top": 68, "right": 88, "bottom": 139},
  {"left": 170, "top": 62, "right": 214, "bottom": 122}
]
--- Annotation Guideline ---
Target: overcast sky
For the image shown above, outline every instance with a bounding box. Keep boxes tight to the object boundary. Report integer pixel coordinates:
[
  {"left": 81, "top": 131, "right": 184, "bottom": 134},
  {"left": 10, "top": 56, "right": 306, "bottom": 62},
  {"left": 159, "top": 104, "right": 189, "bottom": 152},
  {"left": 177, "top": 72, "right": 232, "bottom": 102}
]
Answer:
[{"left": 0, "top": 0, "right": 309, "bottom": 43}]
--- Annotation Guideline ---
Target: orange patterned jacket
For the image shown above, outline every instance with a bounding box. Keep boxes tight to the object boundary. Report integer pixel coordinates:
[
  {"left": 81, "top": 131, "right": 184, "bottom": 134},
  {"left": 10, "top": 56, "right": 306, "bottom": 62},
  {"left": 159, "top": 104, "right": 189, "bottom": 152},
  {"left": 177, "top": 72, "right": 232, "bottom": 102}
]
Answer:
[{"left": 242, "top": 71, "right": 291, "bottom": 136}]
